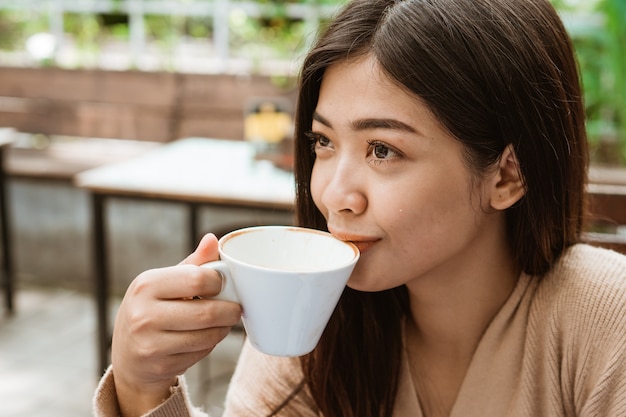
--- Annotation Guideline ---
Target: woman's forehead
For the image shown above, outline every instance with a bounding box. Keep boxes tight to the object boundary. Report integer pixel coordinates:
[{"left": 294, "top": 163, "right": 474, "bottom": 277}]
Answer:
[{"left": 315, "top": 56, "right": 440, "bottom": 130}]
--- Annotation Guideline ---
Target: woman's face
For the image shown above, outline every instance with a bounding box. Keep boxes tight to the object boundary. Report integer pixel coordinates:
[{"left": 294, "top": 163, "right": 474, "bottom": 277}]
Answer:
[{"left": 310, "top": 55, "right": 504, "bottom": 292}]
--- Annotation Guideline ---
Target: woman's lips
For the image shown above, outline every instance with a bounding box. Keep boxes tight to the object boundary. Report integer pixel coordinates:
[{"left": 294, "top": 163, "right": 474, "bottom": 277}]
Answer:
[
  {"left": 330, "top": 230, "right": 380, "bottom": 254},
  {"left": 350, "top": 240, "right": 378, "bottom": 254}
]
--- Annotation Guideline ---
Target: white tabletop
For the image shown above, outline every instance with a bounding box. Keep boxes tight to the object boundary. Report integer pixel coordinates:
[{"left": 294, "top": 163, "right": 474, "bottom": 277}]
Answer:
[
  {"left": 74, "top": 137, "right": 295, "bottom": 209},
  {"left": 0, "top": 127, "right": 15, "bottom": 148}
]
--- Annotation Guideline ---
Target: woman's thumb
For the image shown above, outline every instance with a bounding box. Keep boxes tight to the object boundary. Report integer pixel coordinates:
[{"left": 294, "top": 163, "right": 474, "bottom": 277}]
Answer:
[{"left": 179, "top": 233, "right": 219, "bottom": 265}]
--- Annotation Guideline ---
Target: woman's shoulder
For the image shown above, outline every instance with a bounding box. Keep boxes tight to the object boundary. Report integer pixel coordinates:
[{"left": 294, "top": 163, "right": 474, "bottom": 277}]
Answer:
[
  {"left": 535, "top": 243, "right": 626, "bottom": 334},
  {"left": 550, "top": 243, "right": 626, "bottom": 292},
  {"left": 525, "top": 246, "right": 626, "bottom": 413}
]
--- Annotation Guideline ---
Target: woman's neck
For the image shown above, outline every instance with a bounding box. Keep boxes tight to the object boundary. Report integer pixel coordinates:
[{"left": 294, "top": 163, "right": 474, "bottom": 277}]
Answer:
[
  {"left": 404, "top": 239, "right": 520, "bottom": 417},
  {"left": 406, "top": 228, "right": 520, "bottom": 355}
]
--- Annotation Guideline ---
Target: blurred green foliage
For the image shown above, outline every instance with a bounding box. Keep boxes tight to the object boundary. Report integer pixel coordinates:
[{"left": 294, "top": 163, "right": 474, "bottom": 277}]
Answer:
[
  {"left": 551, "top": 0, "right": 626, "bottom": 164},
  {"left": 0, "top": 11, "right": 22, "bottom": 50},
  {"left": 0, "top": 9, "right": 47, "bottom": 51},
  {"left": 64, "top": 13, "right": 101, "bottom": 51},
  {"left": 229, "top": 7, "right": 307, "bottom": 61}
]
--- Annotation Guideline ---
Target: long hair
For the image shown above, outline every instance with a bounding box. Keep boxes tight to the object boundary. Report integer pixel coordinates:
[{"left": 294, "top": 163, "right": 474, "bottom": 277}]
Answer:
[{"left": 292, "top": 0, "right": 588, "bottom": 415}]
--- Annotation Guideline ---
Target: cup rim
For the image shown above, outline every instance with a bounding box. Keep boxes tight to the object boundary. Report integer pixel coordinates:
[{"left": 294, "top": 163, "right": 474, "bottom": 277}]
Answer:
[{"left": 218, "top": 225, "right": 360, "bottom": 272}]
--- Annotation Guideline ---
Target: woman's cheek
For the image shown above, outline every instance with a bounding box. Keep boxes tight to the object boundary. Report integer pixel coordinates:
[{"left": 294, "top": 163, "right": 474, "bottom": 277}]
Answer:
[{"left": 310, "top": 166, "right": 329, "bottom": 218}]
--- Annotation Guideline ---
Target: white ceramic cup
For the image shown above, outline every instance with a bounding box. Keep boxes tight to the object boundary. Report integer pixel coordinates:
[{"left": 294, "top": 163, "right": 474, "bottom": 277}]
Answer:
[{"left": 202, "top": 225, "right": 359, "bottom": 357}]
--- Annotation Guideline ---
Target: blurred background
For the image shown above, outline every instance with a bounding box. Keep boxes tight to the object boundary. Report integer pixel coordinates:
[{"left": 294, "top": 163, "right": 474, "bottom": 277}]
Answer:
[
  {"left": 0, "top": 0, "right": 624, "bottom": 416},
  {"left": 0, "top": 0, "right": 342, "bottom": 74},
  {"left": 0, "top": 0, "right": 623, "bottom": 159}
]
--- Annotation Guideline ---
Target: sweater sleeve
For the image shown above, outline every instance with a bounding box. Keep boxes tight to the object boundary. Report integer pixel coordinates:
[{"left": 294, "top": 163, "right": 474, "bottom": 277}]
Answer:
[
  {"left": 576, "top": 279, "right": 626, "bottom": 416},
  {"left": 222, "top": 339, "right": 320, "bottom": 416},
  {"left": 92, "top": 366, "right": 208, "bottom": 417},
  {"left": 561, "top": 247, "right": 626, "bottom": 416}
]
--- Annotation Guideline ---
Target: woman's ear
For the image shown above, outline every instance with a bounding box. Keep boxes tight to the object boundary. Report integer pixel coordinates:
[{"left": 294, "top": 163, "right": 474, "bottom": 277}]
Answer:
[{"left": 489, "top": 144, "right": 526, "bottom": 210}]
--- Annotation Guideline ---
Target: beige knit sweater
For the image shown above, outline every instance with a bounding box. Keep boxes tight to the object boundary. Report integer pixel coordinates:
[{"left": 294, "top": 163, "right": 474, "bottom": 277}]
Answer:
[{"left": 94, "top": 244, "right": 626, "bottom": 416}]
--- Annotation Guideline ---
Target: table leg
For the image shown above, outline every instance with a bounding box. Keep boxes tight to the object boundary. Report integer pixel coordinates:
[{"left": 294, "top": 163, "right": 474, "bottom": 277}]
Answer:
[
  {"left": 92, "top": 193, "right": 110, "bottom": 374},
  {"left": 0, "top": 147, "right": 13, "bottom": 315}
]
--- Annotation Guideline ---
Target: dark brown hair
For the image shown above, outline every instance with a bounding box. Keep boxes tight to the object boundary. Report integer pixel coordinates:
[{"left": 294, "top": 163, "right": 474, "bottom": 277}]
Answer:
[{"left": 291, "top": 0, "right": 588, "bottom": 415}]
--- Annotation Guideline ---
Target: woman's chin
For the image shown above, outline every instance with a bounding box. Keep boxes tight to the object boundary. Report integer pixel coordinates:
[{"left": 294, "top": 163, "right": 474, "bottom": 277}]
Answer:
[{"left": 346, "top": 275, "right": 388, "bottom": 293}]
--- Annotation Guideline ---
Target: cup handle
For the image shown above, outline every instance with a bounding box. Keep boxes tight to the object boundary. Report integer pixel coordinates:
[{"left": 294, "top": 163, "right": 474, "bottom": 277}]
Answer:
[{"left": 201, "top": 261, "right": 240, "bottom": 303}]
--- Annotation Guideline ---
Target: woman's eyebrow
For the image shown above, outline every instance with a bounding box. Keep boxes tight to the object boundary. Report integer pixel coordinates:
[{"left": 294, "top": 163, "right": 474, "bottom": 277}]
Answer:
[
  {"left": 351, "top": 118, "right": 417, "bottom": 133},
  {"left": 312, "top": 112, "right": 333, "bottom": 128},
  {"left": 313, "top": 112, "right": 418, "bottom": 135}
]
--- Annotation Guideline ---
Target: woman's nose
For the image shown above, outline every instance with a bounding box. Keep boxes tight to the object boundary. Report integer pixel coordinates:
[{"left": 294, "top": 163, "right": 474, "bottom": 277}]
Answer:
[{"left": 321, "top": 164, "right": 367, "bottom": 215}]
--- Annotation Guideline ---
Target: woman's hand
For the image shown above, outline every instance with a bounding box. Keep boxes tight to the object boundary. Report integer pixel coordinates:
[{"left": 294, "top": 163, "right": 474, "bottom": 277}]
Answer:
[{"left": 110, "top": 233, "right": 243, "bottom": 417}]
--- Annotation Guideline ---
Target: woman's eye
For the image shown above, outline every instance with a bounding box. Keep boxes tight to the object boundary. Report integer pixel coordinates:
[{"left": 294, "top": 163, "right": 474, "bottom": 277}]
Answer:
[
  {"left": 318, "top": 135, "right": 331, "bottom": 148},
  {"left": 367, "top": 141, "right": 399, "bottom": 161},
  {"left": 306, "top": 131, "right": 333, "bottom": 152}
]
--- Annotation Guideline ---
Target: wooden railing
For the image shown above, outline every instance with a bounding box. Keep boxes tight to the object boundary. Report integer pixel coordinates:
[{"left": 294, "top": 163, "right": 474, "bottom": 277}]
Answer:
[{"left": 0, "top": 66, "right": 295, "bottom": 143}]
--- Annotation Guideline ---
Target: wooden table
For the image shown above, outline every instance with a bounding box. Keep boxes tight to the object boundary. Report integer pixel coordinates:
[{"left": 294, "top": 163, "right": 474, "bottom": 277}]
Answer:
[{"left": 75, "top": 137, "right": 295, "bottom": 372}]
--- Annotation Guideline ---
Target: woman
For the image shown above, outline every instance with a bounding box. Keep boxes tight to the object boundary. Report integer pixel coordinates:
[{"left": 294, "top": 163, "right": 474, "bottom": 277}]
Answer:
[{"left": 94, "top": 0, "right": 626, "bottom": 416}]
